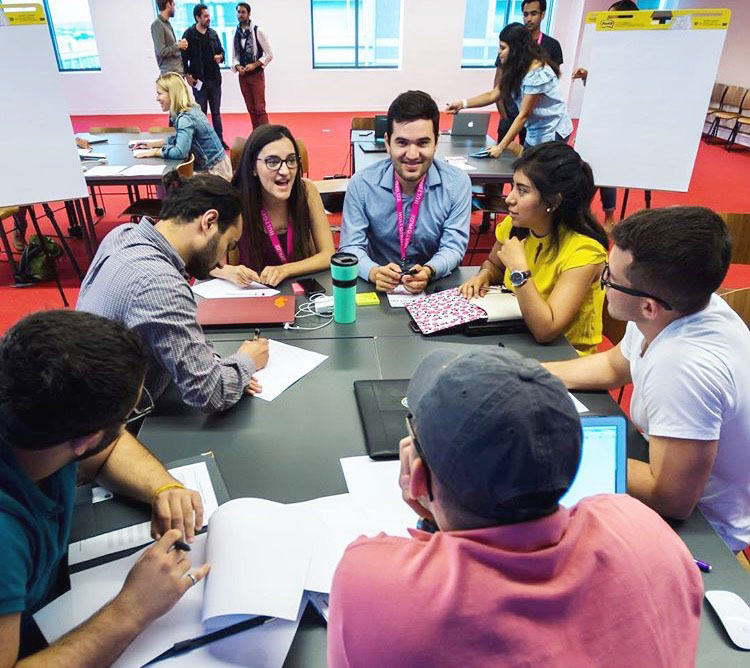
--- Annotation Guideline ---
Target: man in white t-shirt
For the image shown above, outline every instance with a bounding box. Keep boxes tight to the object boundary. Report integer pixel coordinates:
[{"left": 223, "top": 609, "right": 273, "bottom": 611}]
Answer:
[{"left": 545, "top": 206, "right": 750, "bottom": 552}]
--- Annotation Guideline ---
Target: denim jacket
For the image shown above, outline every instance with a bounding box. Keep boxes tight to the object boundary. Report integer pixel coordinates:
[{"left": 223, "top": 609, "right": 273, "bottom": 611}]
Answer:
[{"left": 161, "top": 105, "right": 224, "bottom": 171}]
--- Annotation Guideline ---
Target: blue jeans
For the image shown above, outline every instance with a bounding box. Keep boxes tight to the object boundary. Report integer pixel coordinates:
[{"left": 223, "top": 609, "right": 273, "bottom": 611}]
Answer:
[
  {"left": 599, "top": 187, "right": 616, "bottom": 214},
  {"left": 194, "top": 79, "right": 224, "bottom": 143}
]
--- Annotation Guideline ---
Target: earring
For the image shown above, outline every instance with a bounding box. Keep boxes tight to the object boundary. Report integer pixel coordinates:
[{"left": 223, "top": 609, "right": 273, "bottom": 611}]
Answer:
[{"left": 546, "top": 207, "right": 552, "bottom": 213}]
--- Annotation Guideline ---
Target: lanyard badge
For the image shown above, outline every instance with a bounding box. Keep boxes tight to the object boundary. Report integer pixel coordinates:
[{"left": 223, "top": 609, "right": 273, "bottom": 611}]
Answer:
[
  {"left": 393, "top": 173, "right": 427, "bottom": 269},
  {"left": 260, "top": 208, "right": 293, "bottom": 264}
]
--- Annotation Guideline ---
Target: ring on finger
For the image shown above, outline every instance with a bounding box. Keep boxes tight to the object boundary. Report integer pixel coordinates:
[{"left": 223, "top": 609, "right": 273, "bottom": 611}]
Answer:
[{"left": 187, "top": 573, "right": 197, "bottom": 586}]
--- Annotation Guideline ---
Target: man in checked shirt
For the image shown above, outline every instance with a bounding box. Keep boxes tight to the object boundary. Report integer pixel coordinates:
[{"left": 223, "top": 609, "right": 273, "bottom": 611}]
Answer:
[{"left": 78, "top": 173, "right": 269, "bottom": 412}]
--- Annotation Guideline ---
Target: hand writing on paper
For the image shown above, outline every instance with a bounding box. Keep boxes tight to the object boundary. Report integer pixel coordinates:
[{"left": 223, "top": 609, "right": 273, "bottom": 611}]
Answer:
[
  {"left": 398, "top": 436, "right": 436, "bottom": 523},
  {"left": 244, "top": 377, "right": 263, "bottom": 396},
  {"left": 369, "top": 263, "right": 402, "bottom": 292},
  {"left": 152, "top": 486, "right": 204, "bottom": 542},
  {"left": 221, "top": 264, "right": 261, "bottom": 286},
  {"left": 258, "top": 264, "right": 290, "bottom": 287},
  {"left": 238, "top": 338, "right": 269, "bottom": 370},
  {"left": 497, "top": 237, "right": 528, "bottom": 275},
  {"left": 114, "top": 530, "right": 210, "bottom": 626}
]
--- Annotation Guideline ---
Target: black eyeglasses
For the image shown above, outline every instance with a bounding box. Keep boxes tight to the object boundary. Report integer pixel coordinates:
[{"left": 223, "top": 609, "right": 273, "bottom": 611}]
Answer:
[
  {"left": 123, "top": 387, "right": 155, "bottom": 425},
  {"left": 600, "top": 262, "right": 673, "bottom": 311},
  {"left": 256, "top": 155, "right": 299, "bottom": 171},
  {"left": 405, "top": 413, "right": 433, "bottom": 501}
]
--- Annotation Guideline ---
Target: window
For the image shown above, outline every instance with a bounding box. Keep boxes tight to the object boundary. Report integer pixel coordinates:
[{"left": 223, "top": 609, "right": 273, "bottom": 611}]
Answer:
[
  {"left": 311, "top": 0, "right": 402, "bottom": 69},
  {"left": 169, "top": 1, "right": 240, "bottom": 68},
  {"left": 43, "top": 0, "right": 100, "bottom": 71},
  {"left": 461, "top": 0, "right": 555, "bottom": 68}
]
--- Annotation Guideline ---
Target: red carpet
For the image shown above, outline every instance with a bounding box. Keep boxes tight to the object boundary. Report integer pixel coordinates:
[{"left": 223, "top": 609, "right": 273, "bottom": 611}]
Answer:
[{"left": 2, "top": 111, "right": 749, "bottom": 338}]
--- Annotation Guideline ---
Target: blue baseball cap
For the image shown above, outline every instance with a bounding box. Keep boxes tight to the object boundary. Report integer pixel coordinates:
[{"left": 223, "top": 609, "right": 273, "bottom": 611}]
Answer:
[{"left": 406, "top": 346, "right": 582, "bottom": 519}]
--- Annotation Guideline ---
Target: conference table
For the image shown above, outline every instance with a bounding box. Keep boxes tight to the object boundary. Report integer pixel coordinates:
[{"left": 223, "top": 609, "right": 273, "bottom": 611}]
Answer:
[
  {"left": 351, "top": 129, "right": 517, "bottom": 185},
  {"left": 72, "top": 267, "right": 750, "bottom": 667}
]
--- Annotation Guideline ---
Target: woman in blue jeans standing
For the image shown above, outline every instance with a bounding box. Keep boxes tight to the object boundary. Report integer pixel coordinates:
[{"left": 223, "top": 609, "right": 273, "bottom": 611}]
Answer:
[{"left": 448, "top": 23, "right": 572, "bottom": 154}]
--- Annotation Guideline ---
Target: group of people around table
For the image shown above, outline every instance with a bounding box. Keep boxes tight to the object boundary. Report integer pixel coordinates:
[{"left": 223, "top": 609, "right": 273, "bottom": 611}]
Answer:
[{"left": 3, "top": 9, "right": 750, "bottom": 668}]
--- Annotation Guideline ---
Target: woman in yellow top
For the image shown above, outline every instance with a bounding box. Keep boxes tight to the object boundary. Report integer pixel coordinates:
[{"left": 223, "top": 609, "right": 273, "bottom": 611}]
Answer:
[{"left": 459, "top": 142, "right": 607, "bottom": 355}]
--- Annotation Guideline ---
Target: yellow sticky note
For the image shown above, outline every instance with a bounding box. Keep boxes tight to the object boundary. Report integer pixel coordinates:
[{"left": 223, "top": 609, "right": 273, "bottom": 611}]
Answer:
[{"left": 356, "top": 292, "right": 380, "bottom": 306}]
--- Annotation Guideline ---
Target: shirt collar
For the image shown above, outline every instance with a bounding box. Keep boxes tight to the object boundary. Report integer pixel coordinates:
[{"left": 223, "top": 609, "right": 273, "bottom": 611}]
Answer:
[
  {"left": 408, "top": 505, "right": 570, "bottom": 552},
  {"left": 377, "top": 160, "right": 442, "bottom": 193},
  {"left": 136, "top": 218, "right": 186, "bottom": 275}
]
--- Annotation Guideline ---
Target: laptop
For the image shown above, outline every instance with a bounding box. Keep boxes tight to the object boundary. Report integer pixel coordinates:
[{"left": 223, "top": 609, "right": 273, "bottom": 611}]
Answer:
[
  {"left": 196, "top": 295, "right": 296, "bottom": 327},
  {"left": 360, "top": 115, "right": 388, "bottom": 152},
  {"left": 559, "top": 415, "right": 628, "bottom": 507},
  {"left": 451, "top": 113, "right": 491, "bottom": 136}
]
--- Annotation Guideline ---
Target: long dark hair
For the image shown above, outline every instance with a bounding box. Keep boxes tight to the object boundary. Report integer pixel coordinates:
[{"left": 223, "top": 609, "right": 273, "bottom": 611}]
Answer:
[
  {"left": 232, "top": 124, "right": 313, "bottom": 270},
  {"left": 512, "top": 142, "right": 608, "bottom": 257},
  {"left": 498, "top": 22, "right": 560, "bottom": 101}
]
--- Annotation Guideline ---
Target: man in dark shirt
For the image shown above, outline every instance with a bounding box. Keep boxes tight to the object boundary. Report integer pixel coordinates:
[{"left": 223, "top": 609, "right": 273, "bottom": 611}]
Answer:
[
  {"left": 496, "top": 0, "right": 563, "bottom": 142},
  {"left": 182, "top": 4, "right": 228, "bottom": 148}
]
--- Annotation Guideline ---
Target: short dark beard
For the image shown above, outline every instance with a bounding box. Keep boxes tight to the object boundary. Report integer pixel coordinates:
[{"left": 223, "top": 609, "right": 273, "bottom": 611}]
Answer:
[{"left": 185, "top": 233, "right": 221, "bottom": 279}]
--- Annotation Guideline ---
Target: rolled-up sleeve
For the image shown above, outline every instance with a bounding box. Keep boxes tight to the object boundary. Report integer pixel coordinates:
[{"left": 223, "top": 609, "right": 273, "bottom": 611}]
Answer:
[
  {"left": 127, "top": 276, "right": 255, "bottom": 412},
  {"left": 161, "top": 114, "right": 193, "bottom": 161},
  {"left": 339, "top": 176, "right": 377, "bottom": 281},
  {"left": 426, "top": 171, "right": 471, "bottom": 278},
  {"left": 257, "top": 27, "right": 273, "bottom": 67}
]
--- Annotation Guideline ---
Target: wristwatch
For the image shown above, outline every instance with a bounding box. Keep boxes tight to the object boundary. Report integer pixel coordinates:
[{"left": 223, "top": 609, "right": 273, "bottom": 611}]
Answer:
[
  {"left": 509, "top": 269, "right": 531, "bottom": 288},
  {"left": 424, "top": 264, "right": 435, "bottom": 282}
]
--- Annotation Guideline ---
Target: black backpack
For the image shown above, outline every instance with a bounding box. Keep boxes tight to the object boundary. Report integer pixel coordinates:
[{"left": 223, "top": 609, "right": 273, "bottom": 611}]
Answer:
[{"left": 14, "top": 235, "right": 63, "bottom": 284}]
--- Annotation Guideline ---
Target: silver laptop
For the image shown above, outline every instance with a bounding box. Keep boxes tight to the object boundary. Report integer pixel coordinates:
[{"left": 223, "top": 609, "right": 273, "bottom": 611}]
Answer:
[{"left": 451, "top": 113, "right": 491, "bottom": 136}]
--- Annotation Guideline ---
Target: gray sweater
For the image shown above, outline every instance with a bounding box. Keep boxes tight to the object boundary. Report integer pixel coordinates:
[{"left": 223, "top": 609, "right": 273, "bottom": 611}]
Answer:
[{"left": 150, "top": 15, "right": 184, "bottom": 74}]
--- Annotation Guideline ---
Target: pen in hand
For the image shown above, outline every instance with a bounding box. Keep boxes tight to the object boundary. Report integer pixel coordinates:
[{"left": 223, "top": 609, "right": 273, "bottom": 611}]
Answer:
[
  {"left": 253, "top": 328, "right": 261, "bottom": 340},
  {"left": 173, "top": 539, "right": 191, "bottom": 552}
]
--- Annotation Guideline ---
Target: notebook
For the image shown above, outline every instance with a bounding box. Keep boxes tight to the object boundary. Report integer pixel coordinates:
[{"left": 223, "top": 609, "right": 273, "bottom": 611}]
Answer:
[
  {"left": 360, "top": 142, "right": 388, "bottom": 153},
  {"left": 354, "top": 379, "right": 409, "bottom": 460},
  {"left": 451, "top": 113, "right": 491, "bottom": 136},
  {"left": 196, "top": 295, "right": 296, "bottom": 327}
]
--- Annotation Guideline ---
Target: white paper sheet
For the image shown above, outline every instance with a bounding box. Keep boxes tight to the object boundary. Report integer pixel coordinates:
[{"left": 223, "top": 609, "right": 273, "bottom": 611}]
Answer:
[
  {"left": 82, "top": 165, "right": 126, "bottom": 176},
  {"left": 340, "top": 456, "right": 418, "bottom": 538},
  {"left": 253, "top": 339, "right": 328, "bottom": 402},
  {"left": 68, "top": 462, "right": 219, "bottom": 565},
  {"left": 568, "top": 393, "right": 589, "bottom": 414},
  {"left": 203, "top": 498, "right": 316, "bottom": 626},
  {"left": 192, "top": 278, "right": 280, "bottom": 299},
  {"left": 442, "top": 156, "right": 477, "bottom": 171},
  {"left": 37, "top": 535, "right": 304, "bottom": 668},
  {"left": 291, "top": 493, "right": 375, "bottom": 594},
  {"left": 120, "top": 164, "right": 167, "bottom": 176},
  {"left": 387, "top": 284, "right": 425, "bottom": 308}
]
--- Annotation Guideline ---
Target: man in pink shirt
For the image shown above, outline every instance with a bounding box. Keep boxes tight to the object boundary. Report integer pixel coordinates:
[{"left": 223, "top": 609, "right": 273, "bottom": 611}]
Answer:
[{"left": 328, "top": 347, "right": 702, "bottom": 668}]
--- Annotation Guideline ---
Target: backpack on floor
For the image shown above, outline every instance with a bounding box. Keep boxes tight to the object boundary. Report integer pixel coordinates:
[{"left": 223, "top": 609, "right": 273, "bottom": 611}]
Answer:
[{"left": 14, "top": 235, "right": 62, "bottom": 284}]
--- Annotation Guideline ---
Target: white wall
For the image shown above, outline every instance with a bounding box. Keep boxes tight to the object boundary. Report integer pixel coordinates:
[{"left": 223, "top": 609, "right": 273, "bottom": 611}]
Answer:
[
  {"left": 56, "top": 0, "right": 750, "bottom": 116},
  {"left": 62, "top": 0, "right": 503, "bottom": 115}
]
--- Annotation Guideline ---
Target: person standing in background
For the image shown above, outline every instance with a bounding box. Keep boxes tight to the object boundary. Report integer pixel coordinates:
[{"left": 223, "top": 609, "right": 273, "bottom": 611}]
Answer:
[
  {"left": 182, "top": 4, "right": 228, "bottom": 149},
  {"left": 150, "top": 0, "right": 188, "bottom": 75},
  {"left": 233, "top": 3, "right": 273, "bottom": 130}
]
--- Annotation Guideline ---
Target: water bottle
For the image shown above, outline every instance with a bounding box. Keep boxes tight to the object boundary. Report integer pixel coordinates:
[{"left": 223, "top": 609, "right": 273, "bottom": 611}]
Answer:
[{"left": 330, "top": 252, "right": 358, "bottom": 324}]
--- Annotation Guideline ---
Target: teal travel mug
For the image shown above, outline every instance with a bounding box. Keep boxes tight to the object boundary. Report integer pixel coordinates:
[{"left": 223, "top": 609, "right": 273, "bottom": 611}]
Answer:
[{"left": 330, "top": 252, "right": 358, "bottom": 324}]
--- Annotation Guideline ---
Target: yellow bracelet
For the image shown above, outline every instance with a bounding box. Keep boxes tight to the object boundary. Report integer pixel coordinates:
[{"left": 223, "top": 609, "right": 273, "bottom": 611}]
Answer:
[{"left": 152, "top": 482, "right": 185, "bottom": 504}]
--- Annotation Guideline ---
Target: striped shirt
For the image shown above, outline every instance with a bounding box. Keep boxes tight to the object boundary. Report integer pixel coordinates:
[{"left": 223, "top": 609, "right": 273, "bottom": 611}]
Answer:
[{"left": 77, "top": 219, "right": 255, "bottom": 412}]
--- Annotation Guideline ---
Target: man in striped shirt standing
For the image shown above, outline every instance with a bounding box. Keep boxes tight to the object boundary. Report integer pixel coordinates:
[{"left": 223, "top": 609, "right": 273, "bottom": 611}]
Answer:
[{"left": 77, "top": 174, "right": 269, "bottom": 412}]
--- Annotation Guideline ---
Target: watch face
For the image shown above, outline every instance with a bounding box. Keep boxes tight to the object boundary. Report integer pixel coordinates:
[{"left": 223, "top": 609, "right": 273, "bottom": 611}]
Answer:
[{"left": 510, "top": 270, "right": 529, "bottom": 287}]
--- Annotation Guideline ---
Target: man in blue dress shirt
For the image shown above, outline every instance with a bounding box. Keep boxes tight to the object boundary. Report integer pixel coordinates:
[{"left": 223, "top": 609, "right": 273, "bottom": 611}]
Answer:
[{"left": 339, "top": 90, "right": 471, "bottom": 293}]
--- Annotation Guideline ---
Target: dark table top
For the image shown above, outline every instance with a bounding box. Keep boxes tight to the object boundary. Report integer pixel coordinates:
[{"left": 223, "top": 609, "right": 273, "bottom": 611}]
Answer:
[
  {"left": 78, "top": 267, "right": 750, "bottom": 666},
  {"left": 80, "top": 134, "right": 180, "bottom": 185},
  {"left": 350, "top": 129, "right": 516, "bottom": 185}
]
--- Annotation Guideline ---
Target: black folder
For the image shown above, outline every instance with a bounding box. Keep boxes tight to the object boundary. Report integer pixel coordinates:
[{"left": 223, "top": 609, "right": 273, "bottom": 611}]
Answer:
[{"left": 354, "top": 379, "right": 410, "bottom": 460}]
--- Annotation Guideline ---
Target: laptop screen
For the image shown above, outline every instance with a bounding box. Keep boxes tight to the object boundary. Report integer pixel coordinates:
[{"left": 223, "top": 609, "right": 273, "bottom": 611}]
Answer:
[{"left": 558, "top": 415, "right": 627, "bottom": 508}]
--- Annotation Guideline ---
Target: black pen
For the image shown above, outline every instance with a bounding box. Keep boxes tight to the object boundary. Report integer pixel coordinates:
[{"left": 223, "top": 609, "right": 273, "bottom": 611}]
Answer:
[
  {"left": 253, "top": 328, "right": 261, "bottom": 340},
  {"left": 173, "top": 539, "right": 191, "bottom": 552},
  {"left": 400, "top": 268, "right": 419, "bottom": 277}
]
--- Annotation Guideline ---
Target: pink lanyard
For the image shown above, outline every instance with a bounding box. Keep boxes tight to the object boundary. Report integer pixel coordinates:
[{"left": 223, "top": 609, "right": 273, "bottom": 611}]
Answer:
[
  {"left": 393, "top": 174, "right": 427, "bottom": 261},
  {"left": 537, "top": 32, "right": 543, "bottom": 45},
  {"left": 260, "top": 208, "right": 293, "bottom": 264}
]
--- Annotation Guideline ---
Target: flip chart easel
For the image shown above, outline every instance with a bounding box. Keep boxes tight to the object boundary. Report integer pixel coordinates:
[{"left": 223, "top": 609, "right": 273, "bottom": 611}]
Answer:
[
  {"left": 0, "top": 3, "right": 89, "bottom": 304},
  {"left": 574, "top": 9, "right": 731, "bottom": 193}
]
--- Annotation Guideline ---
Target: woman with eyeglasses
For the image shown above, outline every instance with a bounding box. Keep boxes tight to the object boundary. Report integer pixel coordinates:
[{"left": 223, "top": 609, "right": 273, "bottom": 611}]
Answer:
[
  {"left": 210, "top": 124, "right": 335, "bottom": 287},
  {"left": 459, "top": 142, "right": 608, "bottom": 356}
]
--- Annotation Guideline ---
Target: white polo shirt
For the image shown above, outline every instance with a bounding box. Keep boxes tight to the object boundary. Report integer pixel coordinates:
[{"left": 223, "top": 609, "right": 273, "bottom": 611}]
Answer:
[{"left": 620, "top": 294, "right": 750, "bottom": 552}]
